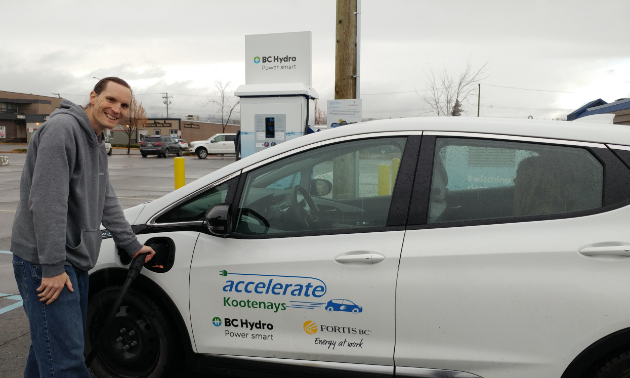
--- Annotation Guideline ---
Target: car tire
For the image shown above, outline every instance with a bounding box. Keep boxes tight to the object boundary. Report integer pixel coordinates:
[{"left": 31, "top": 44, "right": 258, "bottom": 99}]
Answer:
[
  {"left": 107, "top": 148, "right": 113, "bottom": 156},
  {"left": 326, "top": 307, "right": 333, "bottom": 312},
  {"left": 141, "top": 153, "right": 147, "bottom": 158},
  {"left": 177, "top": 148, "right": 183, "bottom": 157},
  {"left": 352, "top": 308, "right": 359, "bottom": 314},
  {"left": 594, "top": 351, "right": 630, "bottom": 378},
  {"left": 86, "top": 286, "right": 180, "bottom": 378},
  {"left": 197, "top": 148, "right": 208, "bottom": 159}
]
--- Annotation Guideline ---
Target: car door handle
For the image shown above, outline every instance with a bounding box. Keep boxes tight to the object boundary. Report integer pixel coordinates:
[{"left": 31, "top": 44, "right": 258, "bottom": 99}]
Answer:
[
  {"left": 579, "top": 246, "right": 630, "bottom": 257},
  {"left": 335, "top": 253, "right": 385, "bottom": 264}
]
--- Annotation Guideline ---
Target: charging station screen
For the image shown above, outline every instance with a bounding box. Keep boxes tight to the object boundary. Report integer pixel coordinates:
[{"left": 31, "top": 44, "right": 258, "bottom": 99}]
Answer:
[{"left": 265, "top": 117, "right": 275, "bottom": 139}]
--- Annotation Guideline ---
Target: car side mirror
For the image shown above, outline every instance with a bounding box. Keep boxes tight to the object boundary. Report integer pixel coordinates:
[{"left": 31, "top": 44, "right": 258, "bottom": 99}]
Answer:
[
  {"left": 210, "top": 139, "right": 217, "bottom": 143},
  {"left": 204, "top": 203, "right": 232, "bottom": 236},
  {"left": 310, "top": 179, "right": 333, "bottom": 197}
]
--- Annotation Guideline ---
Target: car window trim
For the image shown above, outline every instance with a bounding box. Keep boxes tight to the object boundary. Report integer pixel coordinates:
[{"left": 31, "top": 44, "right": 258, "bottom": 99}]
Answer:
[
  {"left": 242, "top": 131, "right": 423, "bottom": 174},
  {"left": 608, "top": 144, "right": 630, "bottom": 152},
  {"left": 424, "top": 131, "right": 607, "bottom": 149},
  {"left": 407, "top": 134, "right": 624, "bottom": 229},
  {"left": 146, "top": 170, "right": 241, "bottom": 227}
]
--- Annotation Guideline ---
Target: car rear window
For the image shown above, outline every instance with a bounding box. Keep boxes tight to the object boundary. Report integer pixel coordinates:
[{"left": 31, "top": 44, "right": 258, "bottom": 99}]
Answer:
[
  {"left": 427, "top": 138, "right": 604, "bottom": 223},
  {"left": 144, "top": 137, "right": 161, "bottom": 142}
]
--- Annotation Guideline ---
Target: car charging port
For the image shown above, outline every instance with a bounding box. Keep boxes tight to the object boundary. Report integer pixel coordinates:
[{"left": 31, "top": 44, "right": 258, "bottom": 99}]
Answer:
[{"left": 117, "top": 237, "right": 176, "bottom": 273}]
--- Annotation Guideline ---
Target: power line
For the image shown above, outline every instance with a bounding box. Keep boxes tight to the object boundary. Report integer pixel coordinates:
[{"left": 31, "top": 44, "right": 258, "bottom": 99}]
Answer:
[{"left": 483, "top": 84, "right": 599, "bottom": 95}]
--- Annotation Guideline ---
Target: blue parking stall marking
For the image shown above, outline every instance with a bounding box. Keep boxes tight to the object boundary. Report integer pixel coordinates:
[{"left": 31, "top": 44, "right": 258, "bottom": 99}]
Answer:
[
  {"left": 0, "top": 250, "right": 12, "bottom": 254},
  {"left": 0, "top": 301, "right": 24, "bottom": 315},
  {"left": 0, "top": 292, "right": 23, "bottom": 315}
]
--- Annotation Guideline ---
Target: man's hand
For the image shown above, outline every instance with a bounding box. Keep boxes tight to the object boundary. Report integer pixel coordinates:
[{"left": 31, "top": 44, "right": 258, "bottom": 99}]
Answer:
[
  {"left": 132, "top": 245, "right": 156, "bottom": 263},
  {"left": 37, "top": 272, "right": 73, "bottom": 305}
]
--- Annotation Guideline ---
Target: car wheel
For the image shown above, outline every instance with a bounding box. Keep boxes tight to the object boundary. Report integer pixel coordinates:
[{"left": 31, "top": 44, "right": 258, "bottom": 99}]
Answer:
[
  {"left": 326, "top": 307, "right": 333, "bottom": 312},
  {"left": 594, "top": 351, "right": 630, "bottom": 378},
  {"left": 197, "top": 148, "right": 208, "bottom": 159},
  {"left": 177, "top": 148, "right": 183, "bottom": 157},
  {"left": 352, "top": 308, "right": 359, "bottom": 314},
  {"left": 86, "top": 286, "right": 180, "bottom": 378},
  {"left": 107, "top": 148, "right": 113, "bottom": 156},
  {"left": 141, "top": 153, "right": 147, "bottom": 158}
]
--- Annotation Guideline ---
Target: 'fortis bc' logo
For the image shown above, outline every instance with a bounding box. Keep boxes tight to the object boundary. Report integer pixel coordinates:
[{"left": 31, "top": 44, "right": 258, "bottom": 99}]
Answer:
[{"left": 303, "top": 321, "right": 318, "bottom": 335}]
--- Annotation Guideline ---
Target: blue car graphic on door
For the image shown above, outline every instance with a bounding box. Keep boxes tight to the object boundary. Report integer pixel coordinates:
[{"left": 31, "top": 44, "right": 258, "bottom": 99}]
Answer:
[{"left": 325, "top": 299, "right": 362, "bottom": 314}]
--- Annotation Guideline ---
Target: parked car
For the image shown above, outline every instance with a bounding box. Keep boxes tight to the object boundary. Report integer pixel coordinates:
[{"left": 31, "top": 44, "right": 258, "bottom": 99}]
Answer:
[
  {"left": 92, "top": 117, "right": 630, "bottom": 378},
  {"left": 174, "top": 138, "right": 188, "bottom": 150},
  {"left": 104, "top": 141, "right": 112, "bottom": 156},
  {"left": 140, "top": 135, "right": 182, "bottom": 158},
  {"left": 189, "top": 133, "right": 236, "bottom": 159}
]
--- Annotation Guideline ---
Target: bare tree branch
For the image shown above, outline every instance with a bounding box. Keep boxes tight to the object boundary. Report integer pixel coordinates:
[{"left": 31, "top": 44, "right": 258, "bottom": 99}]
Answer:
[
  {"left": 417, "top": 59, "right": 489, "bottom": 116},
  {"left": 202, "top": 80, "right": 240, "bottom": 133}
]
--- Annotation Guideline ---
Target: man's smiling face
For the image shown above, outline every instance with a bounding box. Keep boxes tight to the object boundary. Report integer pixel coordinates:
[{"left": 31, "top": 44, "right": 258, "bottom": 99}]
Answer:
[{"left": 89, "top": 81, "right": 132, "bottom": 133}]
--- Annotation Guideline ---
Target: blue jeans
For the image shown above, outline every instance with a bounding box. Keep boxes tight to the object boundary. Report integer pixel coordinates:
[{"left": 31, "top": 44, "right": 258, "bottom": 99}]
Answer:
[{"left": 13, "top": 254, "right": 91, "bottom": 378}]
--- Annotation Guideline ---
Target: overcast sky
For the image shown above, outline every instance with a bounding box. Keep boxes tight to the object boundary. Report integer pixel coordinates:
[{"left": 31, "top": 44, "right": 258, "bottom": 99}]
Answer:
[{"left": 2, "top": 0, "right": 628, "bottom": 121}]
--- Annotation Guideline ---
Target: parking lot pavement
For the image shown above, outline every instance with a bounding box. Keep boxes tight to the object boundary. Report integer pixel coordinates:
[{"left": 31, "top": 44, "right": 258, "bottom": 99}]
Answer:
[{"left": 0, "top": 153, "right": 236, "bottom": 377}]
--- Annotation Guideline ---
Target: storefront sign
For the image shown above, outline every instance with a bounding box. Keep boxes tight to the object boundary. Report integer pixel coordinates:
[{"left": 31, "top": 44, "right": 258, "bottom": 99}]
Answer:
[
  {"left": 327, "top": 100, "right": 362, "bottom": 128},
  {"left": 183, "top": 123, "right": 200, "bottom": 129},
  {"left": 245, "top": 31, "right": 312, "bottom": 85}
]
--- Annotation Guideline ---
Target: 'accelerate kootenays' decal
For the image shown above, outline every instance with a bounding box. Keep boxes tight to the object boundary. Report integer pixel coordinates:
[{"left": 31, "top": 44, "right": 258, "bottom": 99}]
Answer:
[{"left": 219, "top": 270, "right": 364, "bottom": 314}]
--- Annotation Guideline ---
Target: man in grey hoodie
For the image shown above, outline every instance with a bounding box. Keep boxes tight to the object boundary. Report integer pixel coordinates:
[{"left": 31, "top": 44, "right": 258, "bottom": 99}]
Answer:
[{"left": 11, "top": 77, "right": 155, "bottom": 377}]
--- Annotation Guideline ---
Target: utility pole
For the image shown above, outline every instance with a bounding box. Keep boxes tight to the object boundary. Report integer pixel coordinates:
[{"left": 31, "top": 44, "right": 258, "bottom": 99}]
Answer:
[
  {"left": 162, "top": 93, "right": 172, "bottom": 118},
  {"left": 333, "top": 0, "right": 359, "bottom": 201},
  {"left": 335, "top": 0, "right": 357, "bottom": 100},
  {"left": 477, "top": 84, "right": 481, "bottom": 117},
  {"left": 52, "top": 93, "right": 61, "bottom": 99}
]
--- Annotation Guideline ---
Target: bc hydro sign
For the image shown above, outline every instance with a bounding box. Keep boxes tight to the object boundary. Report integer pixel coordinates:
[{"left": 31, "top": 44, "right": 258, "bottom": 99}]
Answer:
[{"left": 245, "top": 31, "right": 312, "bottom": 85}]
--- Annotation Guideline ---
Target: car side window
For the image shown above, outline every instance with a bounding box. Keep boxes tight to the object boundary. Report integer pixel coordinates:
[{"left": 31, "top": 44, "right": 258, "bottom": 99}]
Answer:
[
  {"left": 234, "top": 137, "right": 406, "bottom": 236},
  {"left": 155, "top": 177, "right": 238, "bottom": 224},
  {"left": 225, "top": 135, "right": 236, "bottom": 142},
  {"left": 214, "top": 135, "right": 226, "bottom": 142},
  {"left": 427, "top": 137, "right": 604, "bottom": 224}
]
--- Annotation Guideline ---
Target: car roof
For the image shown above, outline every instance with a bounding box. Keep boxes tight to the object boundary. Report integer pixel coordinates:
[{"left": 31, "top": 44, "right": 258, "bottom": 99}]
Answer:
[{"left": 135, "top": 117, "right": 630, "bottom": 224}]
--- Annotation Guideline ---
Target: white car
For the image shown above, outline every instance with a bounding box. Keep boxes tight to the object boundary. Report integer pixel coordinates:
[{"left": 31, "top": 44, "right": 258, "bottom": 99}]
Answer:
[
  {"left": 189, "top": 133, "right": 236, "bottom": 159},
  {"left": 104, "top": 141, "right": 112, "bottom": 156},
  {"left": 174, "top": 138, "right": 188, "bottom": 150},
  {"left": 91, "top": 117, "right": 630, "bottom": 378}
]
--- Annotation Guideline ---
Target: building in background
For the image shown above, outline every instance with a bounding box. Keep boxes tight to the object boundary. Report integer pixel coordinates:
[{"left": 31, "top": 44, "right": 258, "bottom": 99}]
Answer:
[
  {"left": 568, "top": 98, "right": 630, "bottom": 126},
  {"left": 180, "top": 120, "right": 239, "bottom": 142},
  {"left": 0, "top": 91, "right": 62, "bottom": 142},
  {"left": 106, "top": 117, "right": 240, "bottom": 145}
]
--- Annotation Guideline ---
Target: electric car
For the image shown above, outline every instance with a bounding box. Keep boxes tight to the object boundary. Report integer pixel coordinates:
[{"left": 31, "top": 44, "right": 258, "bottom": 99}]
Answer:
[
  {"left": 325, "top": 299, "right": 363, "bottom": 313},
  {"left": 90, "top": 117, "right": 630, "bottom": 378}
]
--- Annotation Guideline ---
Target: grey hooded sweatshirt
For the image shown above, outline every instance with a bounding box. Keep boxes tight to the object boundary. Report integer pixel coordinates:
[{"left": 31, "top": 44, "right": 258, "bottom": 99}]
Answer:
[{"left": 11, "top": 99, "right": 143, "bottom": 277}]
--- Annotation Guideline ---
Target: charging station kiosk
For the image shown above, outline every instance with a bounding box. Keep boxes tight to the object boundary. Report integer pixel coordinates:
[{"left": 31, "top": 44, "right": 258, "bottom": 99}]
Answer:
[{"left": 235, "top": 32, "right": 318, "bottom": 158}]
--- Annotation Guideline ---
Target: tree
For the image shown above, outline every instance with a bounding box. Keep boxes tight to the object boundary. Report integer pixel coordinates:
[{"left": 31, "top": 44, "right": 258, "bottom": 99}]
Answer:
[
  {"left": 418, "top": 59, "right": 488, "bottom": 116},
  {"left": 451, "top": 99, "right": 463, "bottom": 116},
  {"left": 314, "top": 99, "right": 327, "bottom": 125},
  {"left": 203, "top": 80, "right": 240, "bottom": 133},
  {"left": 121, "top": 96, "right": 148, "bottom": 154}
]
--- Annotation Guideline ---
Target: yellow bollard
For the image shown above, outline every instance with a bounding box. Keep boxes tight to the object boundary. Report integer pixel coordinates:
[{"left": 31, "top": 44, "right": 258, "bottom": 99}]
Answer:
[
  {"left": 378, "top": 164, "right": 390, "bottom": 196},
  {"left": 174, "top": 157, "right": 185, "bottom": 190},
  {"left": 391, "top": 158, "right": 400, "bottom": 194}
]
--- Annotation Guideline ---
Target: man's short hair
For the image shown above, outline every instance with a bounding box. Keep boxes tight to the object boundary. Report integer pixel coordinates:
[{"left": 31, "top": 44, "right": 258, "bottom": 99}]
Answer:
[{"left": 93, "top": 77, "right": 132, "bottom": 95}]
